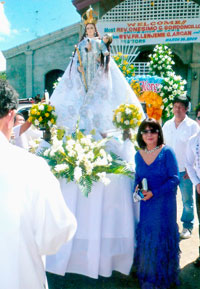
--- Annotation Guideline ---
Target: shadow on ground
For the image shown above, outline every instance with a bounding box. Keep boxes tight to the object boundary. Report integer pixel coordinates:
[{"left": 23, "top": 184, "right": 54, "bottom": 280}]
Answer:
[
  {"left": 47, "top": 271, "right": 140, "bottom": 289},
  {"left": 47, "top": 264, "right": 200, "bottom": 289},
  {"left": 179, "top": 262, "right": 200, "bottom": 289}
]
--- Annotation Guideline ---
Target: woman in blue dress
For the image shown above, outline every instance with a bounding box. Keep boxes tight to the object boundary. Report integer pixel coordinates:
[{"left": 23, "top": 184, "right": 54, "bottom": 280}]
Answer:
[{"left": 134, "top": 118, "right": 180, "bottom": 289}]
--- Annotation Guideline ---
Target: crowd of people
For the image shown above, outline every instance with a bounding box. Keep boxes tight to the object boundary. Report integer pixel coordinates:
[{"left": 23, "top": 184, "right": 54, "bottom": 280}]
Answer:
[{"left": 0, "top": 7, "right": 200, "bottom": 289}]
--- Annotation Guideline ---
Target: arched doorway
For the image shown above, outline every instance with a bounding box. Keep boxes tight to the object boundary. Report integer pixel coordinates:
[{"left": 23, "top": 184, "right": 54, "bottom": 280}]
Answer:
[{"left": 45, "top": 69, "right": 64, "bottom": 97}]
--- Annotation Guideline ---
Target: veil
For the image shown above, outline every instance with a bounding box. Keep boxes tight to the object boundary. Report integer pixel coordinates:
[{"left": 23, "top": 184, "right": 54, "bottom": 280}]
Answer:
[{"left": 50, "top": 54, "right": 144, "bottom": 135}]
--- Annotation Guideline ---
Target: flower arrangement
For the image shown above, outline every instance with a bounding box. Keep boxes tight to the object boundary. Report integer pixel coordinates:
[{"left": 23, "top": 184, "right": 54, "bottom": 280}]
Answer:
[
  {"left": 113, "top": 52, "right": 136, "bottom": 77},
  {"left": 40, "top": 125, "right": 133, "bottom": 197},
  {"left": 139, "top": 91, "right": 163, "bottom": 120},
  {"left": 129, "top": 79, "right": 142, "bottom": 97},
  {"left": 160, "top": 72, "right": 187, "bottom": 120},
  {"left": 147, "top": 44, "right": 187, "bottom": 122},
  {"left": 148, "top": 44, "right": 175, "bottom": 77},
  {"left": 28, "top": 102, "right": 57, "bottom": 130},
  {"left": 113, "top": 103, "right": 142, "bottom": 130}
]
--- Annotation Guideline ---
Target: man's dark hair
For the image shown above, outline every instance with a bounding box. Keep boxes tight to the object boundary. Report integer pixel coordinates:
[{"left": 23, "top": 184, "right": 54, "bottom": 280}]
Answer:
[
  {"left": 14, "top": 112, "right": 24, "bottom": 124},
  {"left": 137, "top": 118, "right": 164, "bottom": 149},
  {"left": 0, "top": 79, "right": 18, "bottom": 118},
  {"left": 173, "top": 96, "right": 189, "bottom": 109}
]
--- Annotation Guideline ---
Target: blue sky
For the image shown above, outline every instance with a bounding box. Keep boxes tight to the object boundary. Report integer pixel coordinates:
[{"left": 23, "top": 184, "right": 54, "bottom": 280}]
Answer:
[{"left": 0, "top": 0, "right": 81, "bottom": 71}]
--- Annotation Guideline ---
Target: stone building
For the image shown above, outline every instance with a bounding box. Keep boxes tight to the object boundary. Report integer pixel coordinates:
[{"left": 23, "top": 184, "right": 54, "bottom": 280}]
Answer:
[
  {"left": 3, "top": 23, "right": 80, "bottom": 99},
  {"left": 3, "top": 0, "right": 200, "bottom": 114}
]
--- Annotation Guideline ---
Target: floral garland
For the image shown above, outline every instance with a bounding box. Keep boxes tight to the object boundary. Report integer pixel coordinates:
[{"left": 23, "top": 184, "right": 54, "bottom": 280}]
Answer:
[
  {"left": 113, "top": 103, "right": 142, "bottom": 130},
  {"left": 40, "top": 125, "right": 133, "bottom": 197},
  {"left": 113, "top": 52, "right": 136, "bottom": 77},
  {"left": 28, "top": 102, "right": 57, "bottom": 130},
  {"left": 139, "top": 91, "right": 163, "bottom": 120},
  {"left": 147, "top": 44, "right": 187, "bottom": 122},
  {"left": 129, "top": 79, "right": 141, "bottom": 97}
]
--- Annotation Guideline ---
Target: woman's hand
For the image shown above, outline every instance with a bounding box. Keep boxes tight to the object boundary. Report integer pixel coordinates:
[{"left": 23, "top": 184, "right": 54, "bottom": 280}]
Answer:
[{"left": 142, "top": 190, "right": 153, "bottom": 201}]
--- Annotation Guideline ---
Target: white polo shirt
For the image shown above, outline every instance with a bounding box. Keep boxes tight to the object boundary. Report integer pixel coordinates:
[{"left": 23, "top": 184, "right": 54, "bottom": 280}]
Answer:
[
  {"left": 186, "top": 132, "right": 200, "bottom": 186},
  {"left": 163, "top": 115, "right": 199, "bottom": 172}
]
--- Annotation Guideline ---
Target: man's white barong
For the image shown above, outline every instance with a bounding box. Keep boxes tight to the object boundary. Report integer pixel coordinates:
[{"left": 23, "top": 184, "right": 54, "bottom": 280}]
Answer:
[{"left": 0, "top": 131, "right": 77, "bottom": 289}]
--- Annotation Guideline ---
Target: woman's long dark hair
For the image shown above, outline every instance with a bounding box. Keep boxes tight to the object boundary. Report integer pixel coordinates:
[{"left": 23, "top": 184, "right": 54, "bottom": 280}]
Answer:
[
  {"left": 100, "top": 34, "right": 112, "bottom": 73},
  {"left": 69, "top": 23, "right": 100, "bottom": 75}
]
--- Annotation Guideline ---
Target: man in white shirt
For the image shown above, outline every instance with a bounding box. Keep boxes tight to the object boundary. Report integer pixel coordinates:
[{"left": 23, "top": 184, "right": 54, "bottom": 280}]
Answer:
[
  {"left": 163, "top": 97, "right": 199, "bottom": 239},
  {"left": 0, "top": 79, "right": 77, "bottom": 289},
  {"left": 186, "top": 106, "right": 200, "bottom": 267},
  {"left": 12, "top": 112, "right": 43, "bottom": 149}
]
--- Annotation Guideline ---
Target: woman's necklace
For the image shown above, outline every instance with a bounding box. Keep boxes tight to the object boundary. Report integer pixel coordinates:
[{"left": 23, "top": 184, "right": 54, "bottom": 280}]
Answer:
[{"left": 144, "top": 145, "right": 160, "bottom": 154}]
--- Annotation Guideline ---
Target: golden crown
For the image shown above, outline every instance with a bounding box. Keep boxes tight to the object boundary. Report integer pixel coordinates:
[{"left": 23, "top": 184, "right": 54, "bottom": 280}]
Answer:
[{"left": 82, "top": 6, "right": 98, "bottom": 25}]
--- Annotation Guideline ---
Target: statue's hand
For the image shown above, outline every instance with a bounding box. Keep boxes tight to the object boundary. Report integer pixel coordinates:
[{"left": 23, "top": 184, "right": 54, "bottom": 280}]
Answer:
[{"left": 78, "top": 66, "right": 84, "bottom": 73}]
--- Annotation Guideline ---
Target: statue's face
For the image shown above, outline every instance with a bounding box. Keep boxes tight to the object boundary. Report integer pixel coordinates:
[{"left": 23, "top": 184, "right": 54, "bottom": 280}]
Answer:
[{"left": 86, "top": 24, "right": 95, "bottom": 38}]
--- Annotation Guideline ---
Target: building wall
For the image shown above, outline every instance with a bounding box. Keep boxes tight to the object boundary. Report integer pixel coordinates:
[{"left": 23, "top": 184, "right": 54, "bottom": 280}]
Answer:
[
  {"left": 6, "top": 53, "right": 26, "bottom": 98},
  {"left": 3, "top": 23, "right": 80, "bottom": 99},
  {"left": 33, "top": 33, "right": 79, "bottom": 97}
]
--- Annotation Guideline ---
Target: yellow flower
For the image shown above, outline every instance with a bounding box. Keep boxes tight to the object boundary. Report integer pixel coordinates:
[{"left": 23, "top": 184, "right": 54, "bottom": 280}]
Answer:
[
  {"left": 37, "top": 112, "right": 40, "bottom": 116},
  {"left": 115, "top": 57, "right": 120, "bottom": 61},
  {"left": 47, "top": 106, "right": 53, "bottom": 112},
  {"left": 28, "top": 116, "right": 33, "bottom": 122},
  {"left": 130, "top": 64, "right": 134, "bottom": 69},
  {"left": 127, "top": 70, "right": 130, "bottom": 74},
  {"left": 38, "top": 116, "right": 43, "bottom": 122},
  {"left": 120, "top": 118, "right": 124, "bottom": 123},
  {"left": 51, "top": 118, "right": 55, "bottom": 124},
  {"left": 123, "top": 60, "right": 128, "bottom": 65},
  {"left": 118, "top": 52, "right": 122, "bottom": 56},
  {"left": 130, "top": 119, "right": 134, "bottom": 125},
  {"left": 124, "top": 55, "right": 128, "bottom": 58},
  {"left": 122, "top": 66, "right": 126, "bottom": 71},
  {"left": 132, "top": 73, "right": 135, "bottom": 76},
  {"left": 31, "top": 109, "right": 37, "bottom": 115},
  {"left": 45, "top": 113, "right": 50, "bottom": 117}
]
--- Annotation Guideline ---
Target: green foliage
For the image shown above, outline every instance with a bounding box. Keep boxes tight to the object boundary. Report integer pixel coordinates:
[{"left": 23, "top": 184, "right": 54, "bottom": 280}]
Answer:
[{"left": 0, "top": 71, "right": 6, "bottom": 80}]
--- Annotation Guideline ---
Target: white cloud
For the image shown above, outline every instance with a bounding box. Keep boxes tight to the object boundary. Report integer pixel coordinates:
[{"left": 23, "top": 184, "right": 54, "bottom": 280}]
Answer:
[
  {"left": 0, "top": 3, "right": 11, "bottom": 35},
  {"left": 11, "top": 29, "right": 19, "bottom": 35},
  {"left": 0, "top": 51, "right": 6, "bottom": 71}
]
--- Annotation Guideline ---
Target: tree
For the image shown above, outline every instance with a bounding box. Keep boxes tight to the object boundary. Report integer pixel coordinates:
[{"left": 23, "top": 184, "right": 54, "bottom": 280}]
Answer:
[{"left": 0, "top": 71, "right": 6, "bottom": 80}]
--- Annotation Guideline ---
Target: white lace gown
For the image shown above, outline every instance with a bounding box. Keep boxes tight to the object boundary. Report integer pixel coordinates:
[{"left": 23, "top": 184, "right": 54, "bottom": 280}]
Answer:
[
  {"left": 46, "top": 38, "right": 143, "bottom": 278},
  {"left": 50, "top": 37, "right": 144, "bottom": 135}
]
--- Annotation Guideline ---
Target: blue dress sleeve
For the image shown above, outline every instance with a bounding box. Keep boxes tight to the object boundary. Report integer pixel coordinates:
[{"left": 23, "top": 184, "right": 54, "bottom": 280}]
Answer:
[{"left": 152, "top": 147, "right": 179, "bottom": 197}]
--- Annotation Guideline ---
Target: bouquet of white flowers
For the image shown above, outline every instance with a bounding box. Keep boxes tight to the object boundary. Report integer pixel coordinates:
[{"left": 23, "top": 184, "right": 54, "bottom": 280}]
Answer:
[{"left": 40, "top": 125, "right": 133, "bottom": 197}]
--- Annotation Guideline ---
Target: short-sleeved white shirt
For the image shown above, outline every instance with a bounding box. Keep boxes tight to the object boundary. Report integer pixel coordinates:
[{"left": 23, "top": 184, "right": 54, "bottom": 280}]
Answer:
[{"left": 162, "top": 115, "right": 199, "bottom": 172}]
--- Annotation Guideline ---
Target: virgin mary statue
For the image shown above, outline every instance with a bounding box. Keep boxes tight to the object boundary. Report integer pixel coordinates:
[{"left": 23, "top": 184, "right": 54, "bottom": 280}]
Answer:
[
  {"left": 46, "top": 7, "right": 142, "bottom": 280},
  {"left": 50, "top": 7, "right": 143, "bottom": 137}
]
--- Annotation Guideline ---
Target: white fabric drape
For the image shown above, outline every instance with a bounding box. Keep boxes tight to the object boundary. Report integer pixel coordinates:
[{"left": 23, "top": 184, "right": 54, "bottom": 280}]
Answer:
[{"left": 46, "top": 174, "right": 139, "bottom": 278}]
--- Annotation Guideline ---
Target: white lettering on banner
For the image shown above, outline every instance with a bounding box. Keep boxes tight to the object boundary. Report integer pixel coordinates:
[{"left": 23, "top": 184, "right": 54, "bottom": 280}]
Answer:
[{"left": 97, "top": 18, "right": 200, "bottom": 46}]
